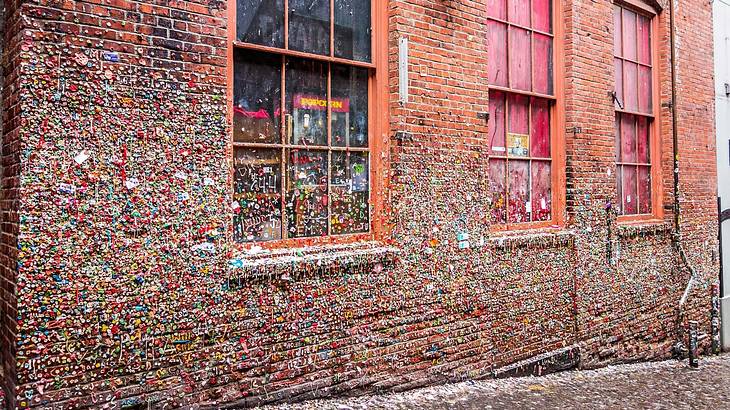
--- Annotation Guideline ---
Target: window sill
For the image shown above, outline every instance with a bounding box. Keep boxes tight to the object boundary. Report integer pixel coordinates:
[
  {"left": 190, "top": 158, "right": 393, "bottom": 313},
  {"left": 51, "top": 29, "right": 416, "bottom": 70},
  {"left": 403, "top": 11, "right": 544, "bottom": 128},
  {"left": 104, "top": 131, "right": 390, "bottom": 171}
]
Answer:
[
  {"left": 616, "top": 220, "right": 673, "bottom": 238},
  {"left": 488, "top": 228, "right": 576, "bottom": 250},
  {"left": 226, "top": 241, "right": 400, "bottom": 283}
]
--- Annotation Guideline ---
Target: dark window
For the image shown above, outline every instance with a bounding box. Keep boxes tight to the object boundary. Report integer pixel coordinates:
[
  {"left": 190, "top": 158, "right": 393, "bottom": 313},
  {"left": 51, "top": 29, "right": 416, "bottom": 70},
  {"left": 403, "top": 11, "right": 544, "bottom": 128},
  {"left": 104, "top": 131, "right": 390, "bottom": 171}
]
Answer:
[{"left": 233, "top": 0, "right": 372, "bottom": 242}]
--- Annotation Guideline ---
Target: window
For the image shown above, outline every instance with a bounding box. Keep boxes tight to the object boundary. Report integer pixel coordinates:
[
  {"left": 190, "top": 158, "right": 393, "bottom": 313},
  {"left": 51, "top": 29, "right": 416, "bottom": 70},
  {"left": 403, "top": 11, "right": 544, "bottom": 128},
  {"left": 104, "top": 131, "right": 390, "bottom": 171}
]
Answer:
[
  {"left": 230, "top": 0, "right": 376, "bottom": 243},
  {"left": 613, "top": 2, "right": 659, "bottom": 218},
  {"left": 487, "top": 0, "right": 560, "bottom": 228}
]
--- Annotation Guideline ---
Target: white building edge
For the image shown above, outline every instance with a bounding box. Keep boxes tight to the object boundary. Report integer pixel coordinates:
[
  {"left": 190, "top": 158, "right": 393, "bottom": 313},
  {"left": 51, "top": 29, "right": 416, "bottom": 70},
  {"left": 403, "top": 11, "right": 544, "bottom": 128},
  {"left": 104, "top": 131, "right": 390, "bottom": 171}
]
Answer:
[{"left": 714, "top": 0, "right": 730, "bottom": 350}]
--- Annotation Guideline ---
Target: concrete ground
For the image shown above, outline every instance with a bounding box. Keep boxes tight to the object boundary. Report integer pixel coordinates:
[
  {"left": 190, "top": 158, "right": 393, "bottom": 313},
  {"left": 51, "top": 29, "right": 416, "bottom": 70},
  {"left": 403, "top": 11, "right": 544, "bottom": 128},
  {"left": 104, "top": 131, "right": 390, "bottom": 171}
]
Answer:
[{"left": 262, "top": 354, "right": 730, "bottom": 409}]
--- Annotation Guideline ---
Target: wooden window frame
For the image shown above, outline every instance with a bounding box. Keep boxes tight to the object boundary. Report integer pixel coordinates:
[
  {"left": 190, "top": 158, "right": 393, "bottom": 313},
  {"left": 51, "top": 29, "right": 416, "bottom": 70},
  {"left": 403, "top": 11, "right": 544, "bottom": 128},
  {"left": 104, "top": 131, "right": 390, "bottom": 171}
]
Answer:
[
  {"left": 488, "top": 0, "right": 566, "bottom": 232},
  {"left": 613, "top": 0, "right": 664, "bottom": 224},
  {"left": 226, "top": 0, "right": 389, "bottom": 250}
]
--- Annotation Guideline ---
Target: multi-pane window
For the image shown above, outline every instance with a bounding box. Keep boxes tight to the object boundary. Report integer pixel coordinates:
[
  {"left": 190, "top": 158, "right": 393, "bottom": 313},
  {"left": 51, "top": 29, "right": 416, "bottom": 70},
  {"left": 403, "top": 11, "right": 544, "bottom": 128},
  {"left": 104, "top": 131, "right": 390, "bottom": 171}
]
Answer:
[
  {"left": 487, "top": 0, "right": 555, "bottom": 226},
  {"left": 233, "top": 0, "right": 372, "bottom": 243},
  {"left": 613, "top": 4, "right": 654, "bottom": 216}
]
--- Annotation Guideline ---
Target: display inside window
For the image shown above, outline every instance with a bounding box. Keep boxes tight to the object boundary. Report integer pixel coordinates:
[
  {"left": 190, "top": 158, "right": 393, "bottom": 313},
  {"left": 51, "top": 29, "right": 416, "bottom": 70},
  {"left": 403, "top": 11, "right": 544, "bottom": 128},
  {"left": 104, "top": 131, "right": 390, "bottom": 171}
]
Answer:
[
  {"left": 233, "top": 0, "right": 373, "bottom": 242},
  {"left": 233, "top": 148, "right": 283, "bottom": 242},
  {"left": 287, "top": 59, "right": 328, "bottom": 146},
  {"left": 614, "top": 4, "right": 654, "bottom": 216},
  {"left": 233, "top": 50, "right": 281, "bottom": 144},
  {"left": 332, "top": 64, "right": 369, "bottom": 147},
  {"left": 232, "top": 54, "right": 371, "bottom": 242}
]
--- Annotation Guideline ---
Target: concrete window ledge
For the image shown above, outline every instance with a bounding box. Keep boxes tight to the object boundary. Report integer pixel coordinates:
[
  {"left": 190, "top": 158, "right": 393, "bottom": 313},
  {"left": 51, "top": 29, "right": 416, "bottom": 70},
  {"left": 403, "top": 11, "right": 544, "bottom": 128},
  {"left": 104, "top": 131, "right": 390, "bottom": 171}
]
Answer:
[
  {"left": 488, "top": 230, "right": 576, "bottom": 250},
  {"left": 616, "top": 221, "right": 673, "bottom": 239},
  {"left": 226, "top": 242, "right": 400, "bottom": 283}
]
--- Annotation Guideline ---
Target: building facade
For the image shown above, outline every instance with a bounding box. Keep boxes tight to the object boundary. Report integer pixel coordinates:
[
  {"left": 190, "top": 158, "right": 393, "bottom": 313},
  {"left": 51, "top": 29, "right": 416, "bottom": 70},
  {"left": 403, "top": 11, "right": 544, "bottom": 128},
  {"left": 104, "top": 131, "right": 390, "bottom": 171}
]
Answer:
[
  {"left": 0, "top": 0, "right": 720, "bottom": 408},
  {"left": 715, "top": 0, "right": 730, "bottom": 350}
]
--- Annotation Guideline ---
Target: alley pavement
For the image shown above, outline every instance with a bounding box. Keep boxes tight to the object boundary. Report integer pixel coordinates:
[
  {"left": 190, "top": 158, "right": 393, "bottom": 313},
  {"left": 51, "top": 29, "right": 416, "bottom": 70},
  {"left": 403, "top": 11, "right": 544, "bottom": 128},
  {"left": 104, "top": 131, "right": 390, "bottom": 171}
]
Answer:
[{"left": 262, "top": 354, "right": 730, "bottom": 409}]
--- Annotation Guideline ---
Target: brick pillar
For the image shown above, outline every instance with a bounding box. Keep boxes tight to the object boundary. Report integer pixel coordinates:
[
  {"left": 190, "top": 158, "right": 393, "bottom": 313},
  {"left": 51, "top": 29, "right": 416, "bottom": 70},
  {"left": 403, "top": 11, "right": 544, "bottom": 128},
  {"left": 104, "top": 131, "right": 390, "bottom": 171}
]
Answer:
[{"left": 0, "top": 0, "right": 22, "bottom": 407}]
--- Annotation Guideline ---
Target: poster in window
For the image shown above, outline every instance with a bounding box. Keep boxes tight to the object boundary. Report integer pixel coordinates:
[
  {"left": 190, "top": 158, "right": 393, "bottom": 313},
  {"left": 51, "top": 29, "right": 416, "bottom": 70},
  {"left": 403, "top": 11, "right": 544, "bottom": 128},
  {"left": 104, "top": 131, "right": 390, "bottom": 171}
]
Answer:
[{"left": 507, "top": 132, "right": 530, "bottom": 157}]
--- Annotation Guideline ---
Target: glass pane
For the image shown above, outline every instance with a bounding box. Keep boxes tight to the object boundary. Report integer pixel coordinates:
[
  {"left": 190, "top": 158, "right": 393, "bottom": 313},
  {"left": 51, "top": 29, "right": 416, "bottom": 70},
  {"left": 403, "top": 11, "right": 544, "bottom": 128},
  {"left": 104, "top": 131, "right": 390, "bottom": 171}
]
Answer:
[
  {"left": 331, "top": 152, "right": 369, "bottom": 234},
  {"left": 509, "top": 27, "right": 531, "bottom": 91},
  {"left": 332, "top": 64, "right": 369, "bottom": 147},
  {"left": 289, "top": 0, "right": 330, "bottom": 55},
  {"left": 334, "top": 0, "right": 371, "bottom": 62},
  {"left": 638, "top": 65, "right": 652, "bottom": 113},
  {"left": 508, "top": 93, "right": 529, "bottom": 157},
  {"left": 638, "top": 15, "right": 651, "bottom": 65},
  {"left": 623, "top": 61, "right": 638, "bottom": 112},
  {"left": 533, "top": 33, "right": 553, "bottom": 95},
  {"left": 487, "top": 0, "right": 506, "bottom": 20},
  {"left": 237, "top": 0, "right": 284, "bottom": 47},
  {"left": 489, "top": 91, "right": 507, "bottom": 155},
  {"left": 622, "top": 165, "right": 638, "bottom": 215},
  {"left": 508, "top": 160, "right": 530, "bottom": 223},
  {"left": 622, "top": 8, "right": 637, "bottom": 61},
  {"left": 233, "top": 50, "right": 281, "bottom": 144},
  {"left": 489, "top": 158, "right": 507, "bottom": 224},
  {"left": 615, "top": 115, "right": 621, "bottom": 162},
  {"left": 508, "top": 0, "right": 530, "bottom": 26},
  {"left": 531, "top": 98, "right": 550, "bottom": 157},
  {"left": 287, "top": 149, "right": 328, "bottom": 237},
  {"left": 638, "top": 165, "right": 652, "bottom": 214},
  {"left": 620, "top": 114, "right": 636, "bottom": 163},
  {"left": 531, "top": 160, "right": 551, "bottom": 221},
  {"left": 287, "top": 58, "right": 328, "bottom": 146},
  {"left": 233, "top": 148, "right": 283, "bottom": 242},
  {"left": 613, "top": 5, "right": 622, "bottom": 56},
  {"left": 488, "top": 20, "right": 508, "bottom": 87},
  {"left": 614, "top": 58, "right": 624, "bottom": 109},
  {"left": 616, "top": 164, "right": 623, "bottom": 212},
  {"left": 533, "top": 0, "right": 552, "bottom": 33},
  {"left": 637, "top": 116, "right": 650, "bottom": 164}
]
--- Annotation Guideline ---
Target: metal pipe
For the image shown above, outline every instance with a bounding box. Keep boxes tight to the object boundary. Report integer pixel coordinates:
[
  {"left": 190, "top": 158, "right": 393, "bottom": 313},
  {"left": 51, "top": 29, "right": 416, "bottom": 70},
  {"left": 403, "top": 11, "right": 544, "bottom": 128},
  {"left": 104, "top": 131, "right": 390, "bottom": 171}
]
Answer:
[
  {"left": 670, "top": 0, "right": 680, "bottom": 238},
  {"left": 669, "top": 0, "right": 699, "bottom": 311}
]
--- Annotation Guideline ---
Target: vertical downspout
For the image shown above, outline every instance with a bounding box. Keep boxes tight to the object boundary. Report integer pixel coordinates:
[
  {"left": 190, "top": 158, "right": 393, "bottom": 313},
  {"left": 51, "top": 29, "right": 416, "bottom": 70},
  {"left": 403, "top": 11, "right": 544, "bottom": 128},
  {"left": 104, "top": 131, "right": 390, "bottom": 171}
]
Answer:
[
  {"left": 669, "top": 0, "right": 696, "bottom": 309},
  {"left": 670, "top": 0, "right": 707, "bottom": 356}
]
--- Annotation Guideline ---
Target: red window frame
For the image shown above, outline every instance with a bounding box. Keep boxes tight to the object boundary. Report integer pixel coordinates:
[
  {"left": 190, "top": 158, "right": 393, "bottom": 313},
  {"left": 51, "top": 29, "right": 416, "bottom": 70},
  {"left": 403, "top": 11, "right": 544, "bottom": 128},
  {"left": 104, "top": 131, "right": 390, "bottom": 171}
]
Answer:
[
  {"left": 613, "top": 0, "right": 663, "bottom": 223},
  {"left": 226, "top": 0, "right": 389, "bottom": 250},
  {"left": 487, "top": 0, "right": 566, "bottom": 231}
]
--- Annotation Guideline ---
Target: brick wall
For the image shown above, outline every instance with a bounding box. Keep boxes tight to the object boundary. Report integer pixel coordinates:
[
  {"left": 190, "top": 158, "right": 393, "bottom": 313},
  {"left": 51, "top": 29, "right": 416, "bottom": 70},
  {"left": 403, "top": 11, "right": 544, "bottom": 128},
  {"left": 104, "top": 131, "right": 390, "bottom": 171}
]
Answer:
[
  {"left": 1, "top": 0, "right": 23, "bottom": 407},
  {"left": 0, "top": 0, "right": 719, "bottom": 408}
]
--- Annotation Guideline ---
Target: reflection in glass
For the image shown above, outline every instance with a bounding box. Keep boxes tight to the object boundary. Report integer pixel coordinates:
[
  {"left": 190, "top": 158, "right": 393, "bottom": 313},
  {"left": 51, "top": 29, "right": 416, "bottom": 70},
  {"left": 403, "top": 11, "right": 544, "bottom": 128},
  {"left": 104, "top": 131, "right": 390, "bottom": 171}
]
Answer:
[
  {"left": 236, "top": 0, "right": 284, "bottom": 47},
  {"left": 332, "top": 65, "right": 369, "bottom": 147},
  {"left": 287, "top": 59, "right": 328, "bottom": 146},
  {"left": 334, "top": 0, "right": 371, "bottom": 62},
  {"left": 233, "top": 148, "right": 283, "bottom": 242},
  {"left": 233, "top": 50, "right": 281, "bottom": 144},
  {"left": 289, "top": 0, "right": 330, "bottom": 55},
  {"left": 287, "top": 150, "right": 328, "bottom": 237},
  {"left": 331, "top": 152, "right": 369, "bottom": 234}
]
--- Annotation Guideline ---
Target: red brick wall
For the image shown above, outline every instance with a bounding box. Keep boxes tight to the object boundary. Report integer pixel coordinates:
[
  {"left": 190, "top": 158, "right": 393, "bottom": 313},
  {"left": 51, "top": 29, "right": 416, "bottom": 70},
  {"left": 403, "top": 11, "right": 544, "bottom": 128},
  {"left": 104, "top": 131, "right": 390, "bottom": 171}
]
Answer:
[
  {"left": 0, "top": 0, "right": 719, "bottom": 408},
  {"left": 1, "top": 0, "right": 24, "bottom": 407}
]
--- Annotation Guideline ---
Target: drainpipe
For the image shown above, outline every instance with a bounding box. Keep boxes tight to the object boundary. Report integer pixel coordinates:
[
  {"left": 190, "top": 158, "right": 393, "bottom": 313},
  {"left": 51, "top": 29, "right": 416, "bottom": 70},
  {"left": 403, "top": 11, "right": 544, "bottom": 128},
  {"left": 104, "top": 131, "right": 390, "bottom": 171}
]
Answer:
[{"left": 669, "top": 0, "right": 704, "bottom": 355}]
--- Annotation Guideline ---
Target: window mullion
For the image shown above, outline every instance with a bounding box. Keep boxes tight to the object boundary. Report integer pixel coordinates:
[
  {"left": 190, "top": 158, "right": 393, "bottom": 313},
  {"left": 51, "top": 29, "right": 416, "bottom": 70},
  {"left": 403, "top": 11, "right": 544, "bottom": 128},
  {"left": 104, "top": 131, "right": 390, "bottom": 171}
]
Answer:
[
  {"left": 327, "top": 62, "right": 333, "bottom": 235},
  {"left": 281, "top": 55, "right": 288, "bottom": 239},
  {"left": 330, "top": 0, "right": 335, "bottom": 58},
  {"left": 504, "top": 94, "right": 511, "bottom": 227},
  {"left": 284, "top": 0, "right": 289, "bottom": 50},
  {"left": 528, "top": 97, "right": 533, "bottom": 222}
]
